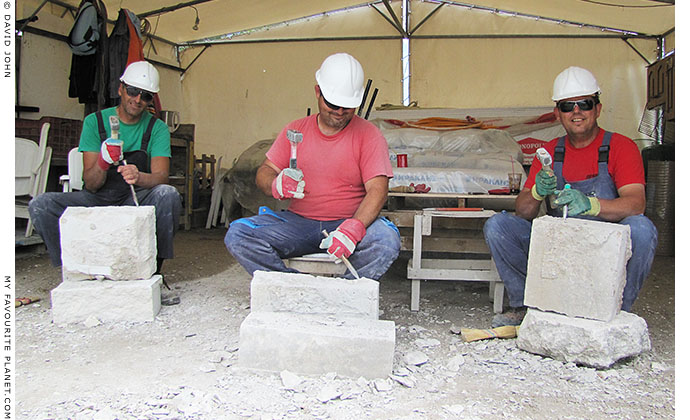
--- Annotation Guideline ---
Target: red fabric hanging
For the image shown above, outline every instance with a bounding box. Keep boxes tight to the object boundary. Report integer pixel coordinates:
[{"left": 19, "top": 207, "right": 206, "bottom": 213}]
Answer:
[{"left": 125, "top": 14, "right": 162, "bottom": 118}]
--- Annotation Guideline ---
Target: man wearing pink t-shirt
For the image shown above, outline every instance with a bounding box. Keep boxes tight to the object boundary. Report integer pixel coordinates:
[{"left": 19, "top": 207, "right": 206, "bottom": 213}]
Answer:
[{"left": 225, "top": 53, "right": 400, "bottom": 280}]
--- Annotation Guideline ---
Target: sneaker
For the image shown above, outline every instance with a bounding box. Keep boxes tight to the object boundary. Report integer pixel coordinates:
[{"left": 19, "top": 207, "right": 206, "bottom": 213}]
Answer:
[{"left": 491, "top": 307, "right": 527, "bottom": 328}]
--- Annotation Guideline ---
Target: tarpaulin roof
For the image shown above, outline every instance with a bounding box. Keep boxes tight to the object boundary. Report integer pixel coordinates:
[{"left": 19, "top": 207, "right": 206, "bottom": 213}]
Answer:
[{"left": 18, "top": 0, "right": 675, "bottom": 47}]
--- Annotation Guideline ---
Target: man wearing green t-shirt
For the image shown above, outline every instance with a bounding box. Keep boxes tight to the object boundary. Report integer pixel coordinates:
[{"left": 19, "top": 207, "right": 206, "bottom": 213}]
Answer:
[{"left": 29, "top": 61, "right": 181, "bottom": 273}]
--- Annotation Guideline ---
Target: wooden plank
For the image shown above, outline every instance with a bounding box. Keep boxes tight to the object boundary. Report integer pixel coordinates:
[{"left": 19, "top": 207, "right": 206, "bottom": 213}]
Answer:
[
  {"left": 170, "top": 124, "right": 195, "bottom": 230},
  {"left": 397, "top": 227, "right": 486, "bottom": 238},
  {"left": 386, "top": 194, "right": 516, "bottom": 212},
  {"left": 407, "top": 267, "right": 498, "bottom": 281},
  {"left": 412, "top": 214, "right": 423, "bottom": 270},
  {"left": 170, "top": 138, "right": 187, "bottom": 147},
  {"left": 381, "top": 210, "right": 490, "bottom": 229},
  {"left": 400, "top": 236, "right": 489, "bottom": 253},
  {"left": 419, "top": 259, "right": 494, "bottom": 270},
  {"left": 389, "top": 192, "right": 511, "bottom": 199},
  {"left": 407, "top": 259, "right": 499, "bottom": 281},
  {"left": 422, "top": 209, "right": 495, "bottom": 218}
]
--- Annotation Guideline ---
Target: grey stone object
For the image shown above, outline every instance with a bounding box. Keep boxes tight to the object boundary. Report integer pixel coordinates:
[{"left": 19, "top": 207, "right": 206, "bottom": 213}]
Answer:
[
  {"left": 60, "top": 206, "right": 157, "bottom": 281},
  {"left": 524, "top": 216, "right": 631, "bottom": 322},
  {"left": 250, "top": 271, "right": 379, "bottom": 319},
  {"left": 517, "top": 308, "right": 651, "bottom": 369},
  {"left": 239, "top": 311, "right": 395, "bottom": 379},
  {"left": 51, "top": 275, "right": 162, "bottom": 324}
]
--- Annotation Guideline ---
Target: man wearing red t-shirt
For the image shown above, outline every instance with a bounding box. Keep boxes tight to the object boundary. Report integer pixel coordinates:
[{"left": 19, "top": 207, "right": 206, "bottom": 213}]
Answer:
[
  {"left": 485, "top": 67, "right": 657, "bottom": 327},
  {"left": 225, "top": 53, "right": 400, "bottom": 280}
]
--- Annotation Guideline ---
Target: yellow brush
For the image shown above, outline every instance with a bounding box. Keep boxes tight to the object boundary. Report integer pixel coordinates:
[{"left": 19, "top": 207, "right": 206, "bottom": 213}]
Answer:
[{"left": 460, "top": 326, "right": 519, "bottom": 343}]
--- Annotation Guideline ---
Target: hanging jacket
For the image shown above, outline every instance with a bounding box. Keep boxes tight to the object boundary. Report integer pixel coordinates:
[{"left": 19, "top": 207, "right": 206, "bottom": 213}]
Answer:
[
  {"left": 68, "top": 0, "right": 108, "bottom": 106},
  {"left": 107, "top": 8, "right": 144, "bottom": 105}
]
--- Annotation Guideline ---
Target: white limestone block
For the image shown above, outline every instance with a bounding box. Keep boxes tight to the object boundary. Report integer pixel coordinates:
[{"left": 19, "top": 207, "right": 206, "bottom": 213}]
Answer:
[
  {"left": 51, "top": 275, "right": 162, "bottom": 324},
  {"left": 524, "top": 216, "right": 631, "bottom": 322},
  {"left": 250, "top": 271, "right": 379, "bottom": 319},
  {"left": 60, "top": 206, "right": 157, "bottom": 281},
  {"left": 238, "top": 312, "right": 395, "bottom": 379},
  {"left": 517, "top": 308, "right": 651, "bottom": 369}
]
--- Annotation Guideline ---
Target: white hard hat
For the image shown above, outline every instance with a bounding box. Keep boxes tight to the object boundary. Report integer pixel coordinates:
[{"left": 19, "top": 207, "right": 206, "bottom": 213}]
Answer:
[
  {"left": 120, "top": 61, "right": 160, "bottom": 93},
  {"left": 315, "top": 53, "right": 365, "bottom": 108},
  {"left": 552, "top": 66, "right": 600, "bottom": 101}
]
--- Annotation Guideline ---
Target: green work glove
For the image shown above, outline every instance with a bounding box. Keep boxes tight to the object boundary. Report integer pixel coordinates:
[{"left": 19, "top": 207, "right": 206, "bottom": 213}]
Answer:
[
  {"left": 553, "top": 188, "right": 601, "bottom": 216},
  {"left": 531, "top": 169, "right": 557, "bottom": 200}
]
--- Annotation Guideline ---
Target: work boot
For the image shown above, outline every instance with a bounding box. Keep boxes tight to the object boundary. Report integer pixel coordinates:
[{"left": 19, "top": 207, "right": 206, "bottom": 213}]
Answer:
[{"left": 491, "top": 307, "right": 527, "bottom": 328}]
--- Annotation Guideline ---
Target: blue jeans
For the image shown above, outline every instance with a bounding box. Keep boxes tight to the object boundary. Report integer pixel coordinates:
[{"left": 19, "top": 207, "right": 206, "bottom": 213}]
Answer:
[
  {"left": 483, "top": 212, "right": 657, "bottom": 311},
  {"left": 28, "top": 185, "right": 182, "bottom": 266},
  {"left": 225, "top": 210, "right": 401, "bottom": 280}
]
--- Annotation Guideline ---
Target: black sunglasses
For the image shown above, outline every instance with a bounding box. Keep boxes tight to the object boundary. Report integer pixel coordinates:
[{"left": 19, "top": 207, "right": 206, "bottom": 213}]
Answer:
[
  {"left": 322, "top": 95, "right": 353, "bottom": 112},
  {"left": 557, "top": 98, "right": 597, "bottom": 113},
  {"left": 123, "top": 83, "right": 154, "bottom": 102}
]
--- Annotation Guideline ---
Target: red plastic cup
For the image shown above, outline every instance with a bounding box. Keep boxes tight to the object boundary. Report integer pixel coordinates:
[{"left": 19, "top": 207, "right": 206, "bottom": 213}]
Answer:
[{"left": 397, "top": 154, "right": 408, "bottom": 168}]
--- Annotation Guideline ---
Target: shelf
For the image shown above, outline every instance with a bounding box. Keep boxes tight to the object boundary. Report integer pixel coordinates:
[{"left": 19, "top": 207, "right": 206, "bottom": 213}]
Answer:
[{"left": 170, "top": 124, "right": 195, "bottom": 230}]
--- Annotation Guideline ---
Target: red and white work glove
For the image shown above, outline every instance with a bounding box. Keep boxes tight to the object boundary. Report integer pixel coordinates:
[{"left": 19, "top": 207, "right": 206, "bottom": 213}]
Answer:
[
  {"left": 320, "top": 218, "right": 367, "bottom": 259},
  {"left": 272, "top": 168, "right": 305, "bottom": 200},
  {"left": 97, "top": 138, "right": 124, "bottom": 170}
]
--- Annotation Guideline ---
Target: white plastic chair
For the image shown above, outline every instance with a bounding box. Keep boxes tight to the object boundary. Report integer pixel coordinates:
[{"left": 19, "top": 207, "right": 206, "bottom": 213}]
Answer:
[
  {"left": 59, "top": 147, "right": 84, "bottom": 192},
  {"left": 16, "top": 123, "right": 52, "bottom": 237}
]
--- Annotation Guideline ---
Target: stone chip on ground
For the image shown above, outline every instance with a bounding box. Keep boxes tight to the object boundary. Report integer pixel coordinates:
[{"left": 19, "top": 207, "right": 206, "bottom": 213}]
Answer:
[{"left": 403, "top": 350, "right": 428, "bottom": 366}]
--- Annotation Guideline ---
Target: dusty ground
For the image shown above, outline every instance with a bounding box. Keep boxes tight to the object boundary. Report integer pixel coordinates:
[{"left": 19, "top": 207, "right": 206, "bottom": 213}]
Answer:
[{"left": 15, "top": 228, "right": 675, "bottom": 419}]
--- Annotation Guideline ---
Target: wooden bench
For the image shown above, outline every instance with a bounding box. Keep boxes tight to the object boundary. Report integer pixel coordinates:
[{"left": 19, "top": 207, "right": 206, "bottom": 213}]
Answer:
[
  {"left": 383, "top": 192, "right": 516, "bottom": 313},
  {"left": 406, "top": 209, "right": 504, "bottom": 313}
]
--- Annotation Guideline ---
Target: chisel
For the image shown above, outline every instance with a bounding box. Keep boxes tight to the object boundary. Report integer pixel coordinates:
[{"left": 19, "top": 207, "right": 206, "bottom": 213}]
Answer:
[
  {"left": 109, "top": 116, "right": 139, "bottom": 206},
  {"left": 322, "top": 230, "right": 360, "bottom": 279}
]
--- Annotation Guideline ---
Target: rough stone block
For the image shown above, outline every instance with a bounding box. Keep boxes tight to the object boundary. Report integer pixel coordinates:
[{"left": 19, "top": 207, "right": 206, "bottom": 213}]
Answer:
[
  {"left": 60, "top": 206, "right": 157, "bottom": 281},
  {"left": 238, "top": 312, "right": 395, "bottom": 379},
  {"left": 517, "top": 308, "right": 651, "bottom": 369},
  {"left": 250, "top": 271, "right": 379, "bottom": 319},
  {"left": 524, "top": 216, "right": 631, "bottom": 321},
  {"left": 51, "top": 275, "right": 162, "bottom": 324}
]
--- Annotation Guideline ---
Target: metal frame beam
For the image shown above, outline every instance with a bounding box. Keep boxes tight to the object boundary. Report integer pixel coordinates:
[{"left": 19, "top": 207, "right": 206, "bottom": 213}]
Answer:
[
  {"left": 422, "top": 0, "right": 660, "bottom": 38},
  {"left": 18, "top": 0, "right": 49, "bottom": 32},
  {"left": 410, "top": 3, "right": 444, "bottom": 35},
  {"left": 371, "top": 4, "right": 406, "bottom": 36},
  {"left": 138, "top": 0, "right": 217, "bottom": 19},
  {"left": 182, "top": 1, "right": 385, "bottom": 45},
  {"left": 184, "top": 35, "right": 402, "bottom": 46},
  {"left": 180, "top": 45, "right": 211, "bottom": 75},
  {"left": 622, "top": 38, "right": 652, "bottom": 65},
  {"left": 185, "top": 32, "right": 659, "bottom": 47},
  {"left": 381, "top": 0, "right": 407, "bottom": 35}
]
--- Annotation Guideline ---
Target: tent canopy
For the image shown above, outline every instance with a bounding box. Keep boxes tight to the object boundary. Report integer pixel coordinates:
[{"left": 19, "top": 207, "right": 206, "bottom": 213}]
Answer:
[
  {"left": 15, "top": 0, "right": 675, "bottom": 164},
  {"left": 19, "top": 0, "right": 674, "bottom": 48}
]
